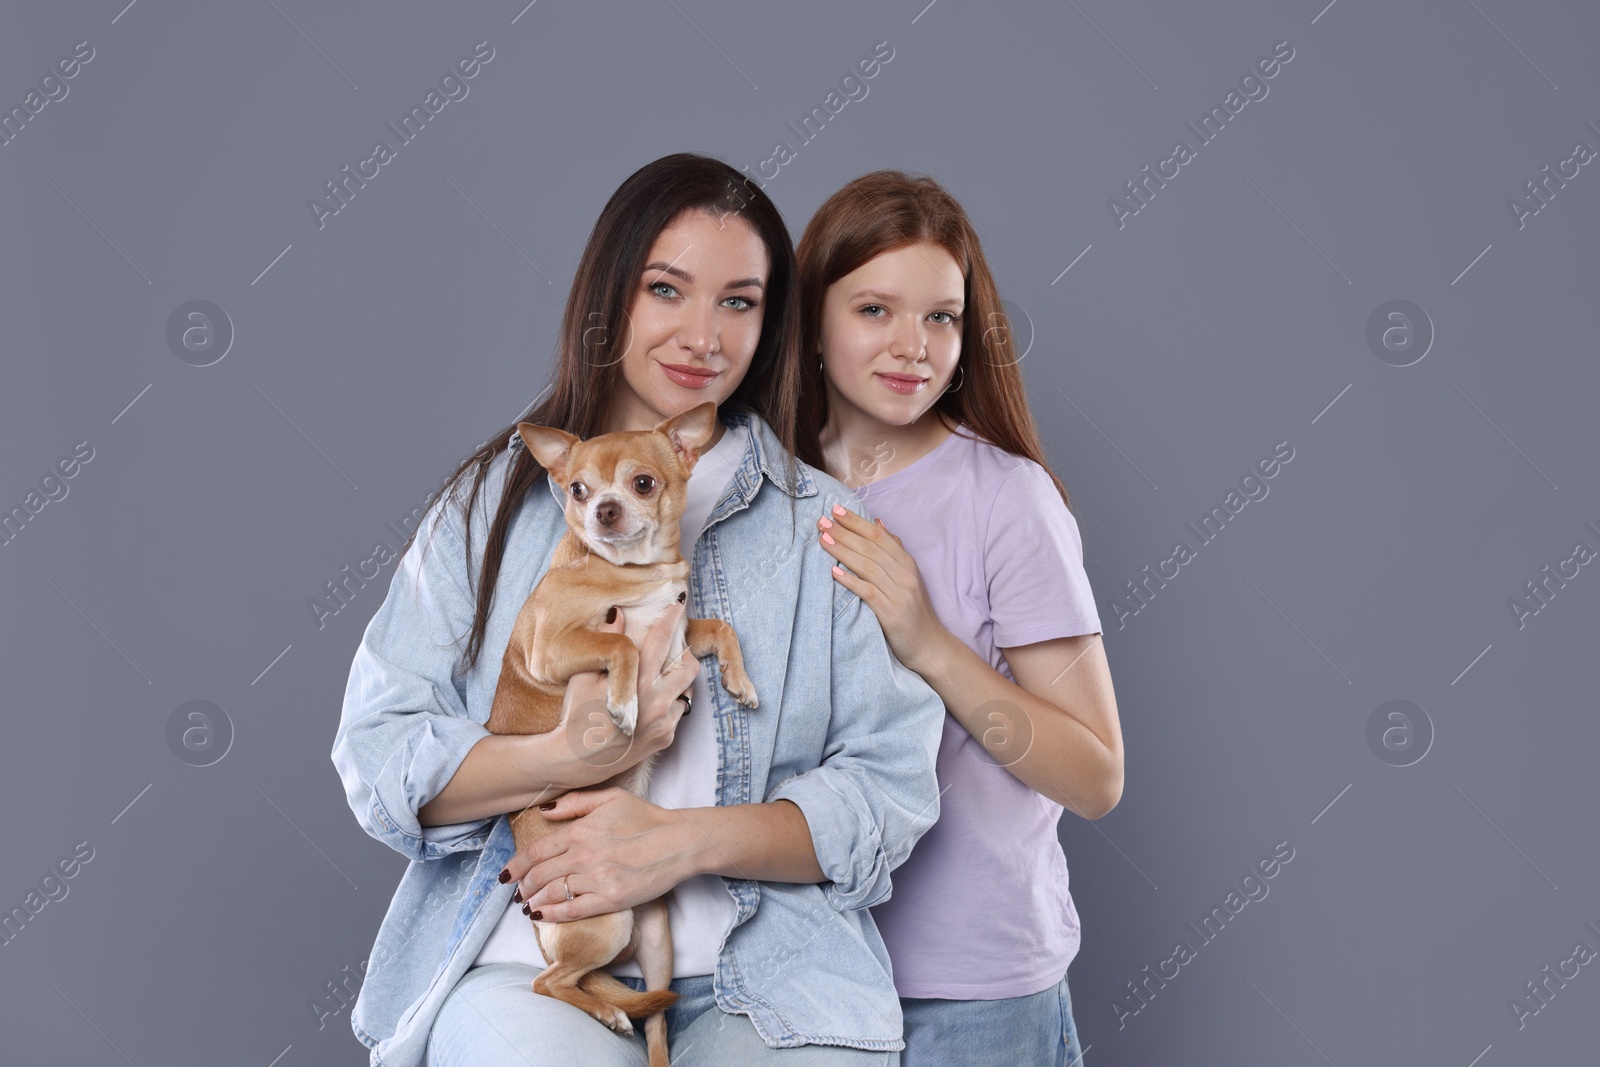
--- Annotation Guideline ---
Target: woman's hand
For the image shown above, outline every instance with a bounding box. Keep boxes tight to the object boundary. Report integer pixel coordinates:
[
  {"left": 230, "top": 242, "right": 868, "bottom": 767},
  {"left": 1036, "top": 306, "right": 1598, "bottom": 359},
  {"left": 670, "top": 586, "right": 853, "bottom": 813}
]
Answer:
[
  {"left": 499, "top": 786, "right": 695, "bottom": 922},
  {"left": 551, "top": 599, "right": 700, "bottom": 791},
  {"left": 817, "top": 503, "right": 950, "bottom": 678}
]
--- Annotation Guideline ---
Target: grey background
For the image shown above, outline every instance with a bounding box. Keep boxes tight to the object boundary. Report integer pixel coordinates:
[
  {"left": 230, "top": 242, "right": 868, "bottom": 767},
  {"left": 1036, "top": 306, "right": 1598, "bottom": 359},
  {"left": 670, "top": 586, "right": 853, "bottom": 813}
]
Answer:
[{"left": 2, "top": 0, "right": 1597, "bottom": 1063}]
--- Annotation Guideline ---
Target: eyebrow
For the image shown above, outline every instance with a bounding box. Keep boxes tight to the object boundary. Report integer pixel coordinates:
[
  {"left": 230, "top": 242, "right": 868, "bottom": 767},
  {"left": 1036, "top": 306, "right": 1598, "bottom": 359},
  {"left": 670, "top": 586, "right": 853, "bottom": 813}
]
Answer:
[
  {"left": 643, "top": 262, "right": 765, "bottom": 291},
  {"left": 848, "top": 287, "right": 963, "bottom": 307}
]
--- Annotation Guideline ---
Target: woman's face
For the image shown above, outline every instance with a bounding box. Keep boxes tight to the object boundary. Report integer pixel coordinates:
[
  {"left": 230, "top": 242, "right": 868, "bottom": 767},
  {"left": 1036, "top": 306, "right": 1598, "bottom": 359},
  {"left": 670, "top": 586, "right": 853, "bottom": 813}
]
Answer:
[
  {"left": 818, "top": 241, "right": 964, "bottom": 429},
  {"left": 608, "top": 208, "right": 770, "bottom": 434}
]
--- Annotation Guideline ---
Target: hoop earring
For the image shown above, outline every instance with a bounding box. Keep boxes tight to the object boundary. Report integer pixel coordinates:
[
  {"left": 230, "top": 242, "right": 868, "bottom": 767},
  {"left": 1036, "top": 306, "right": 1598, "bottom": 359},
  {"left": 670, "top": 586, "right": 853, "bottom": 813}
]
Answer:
[{"left": 944, "top": 363, "right": 965, "bottom": 393}]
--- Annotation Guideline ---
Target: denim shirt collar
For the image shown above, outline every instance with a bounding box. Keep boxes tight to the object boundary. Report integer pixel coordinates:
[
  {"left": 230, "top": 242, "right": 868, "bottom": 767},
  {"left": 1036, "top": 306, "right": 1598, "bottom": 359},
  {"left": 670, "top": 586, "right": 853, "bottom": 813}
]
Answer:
[{"left": 720, "top": 402, "right": 817, "bottom": 501}]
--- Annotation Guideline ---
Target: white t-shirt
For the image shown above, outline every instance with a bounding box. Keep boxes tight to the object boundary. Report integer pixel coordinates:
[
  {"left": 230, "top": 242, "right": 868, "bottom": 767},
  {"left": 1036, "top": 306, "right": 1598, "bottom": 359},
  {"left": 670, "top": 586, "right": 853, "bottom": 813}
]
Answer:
[{"left": 471, "top": 419, "right": 747, "bottom": 977}]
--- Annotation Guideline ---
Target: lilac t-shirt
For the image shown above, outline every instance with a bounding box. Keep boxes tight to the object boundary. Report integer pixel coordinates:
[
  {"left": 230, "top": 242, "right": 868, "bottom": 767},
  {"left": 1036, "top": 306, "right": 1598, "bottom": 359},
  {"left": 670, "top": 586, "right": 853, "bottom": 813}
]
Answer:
[{"left": 855, "top": 424, "right": 1102, "bottom": 1000}]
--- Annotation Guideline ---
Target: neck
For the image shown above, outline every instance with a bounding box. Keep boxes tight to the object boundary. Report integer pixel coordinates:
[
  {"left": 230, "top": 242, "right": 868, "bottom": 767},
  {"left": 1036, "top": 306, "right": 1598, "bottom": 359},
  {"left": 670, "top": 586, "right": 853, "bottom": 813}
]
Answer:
[
  {"left": 564, "top": 529, "right": 684, "bottom": 568},
  {"left": 817, "top": 391, "right": 953, "bottom": 488}
]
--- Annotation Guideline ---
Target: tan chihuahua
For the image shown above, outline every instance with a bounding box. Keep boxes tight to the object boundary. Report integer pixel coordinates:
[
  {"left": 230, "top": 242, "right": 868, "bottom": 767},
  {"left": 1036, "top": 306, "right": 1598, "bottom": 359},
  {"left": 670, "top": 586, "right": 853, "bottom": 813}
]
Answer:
[{"left": 484, "top": 399, "right": 758, "bottom": 1066}]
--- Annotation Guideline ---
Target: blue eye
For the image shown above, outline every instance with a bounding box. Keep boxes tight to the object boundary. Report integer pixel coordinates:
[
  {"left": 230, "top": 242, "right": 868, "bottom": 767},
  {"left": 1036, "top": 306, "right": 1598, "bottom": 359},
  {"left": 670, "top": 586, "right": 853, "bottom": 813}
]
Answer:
[
  {"left": 724, "top": 295, "right": 758, "bottom": 311},
  {"left": 859, "top": 304, "right": 886, "bottom": 317},
  {"left": 649, "top": 281, "right": 679, "bottom": 299}
]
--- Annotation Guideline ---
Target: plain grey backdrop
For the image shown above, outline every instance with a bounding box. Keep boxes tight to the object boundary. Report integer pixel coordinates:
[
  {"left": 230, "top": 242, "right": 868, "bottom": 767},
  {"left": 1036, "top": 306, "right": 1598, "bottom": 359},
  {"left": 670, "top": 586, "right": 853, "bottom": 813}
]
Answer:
[{"left": 3, "top": 0, "right": 1597, "bottom": 1063}]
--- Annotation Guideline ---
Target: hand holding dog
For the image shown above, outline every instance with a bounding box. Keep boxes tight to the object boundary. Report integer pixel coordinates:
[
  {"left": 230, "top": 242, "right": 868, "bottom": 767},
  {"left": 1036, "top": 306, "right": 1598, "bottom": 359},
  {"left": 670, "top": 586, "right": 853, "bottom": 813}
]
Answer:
[
  {"left": 555, "top": 599, "right": 700, "bottom": 789},
  {"left": 501, "top": 785, "right": 694, "bottom": 924},
  {"left": 817, "top": 504, "right": 949, "bottom": 677},
  {"left": 503, "top": 599, "right": 700, "bottom": 922}
]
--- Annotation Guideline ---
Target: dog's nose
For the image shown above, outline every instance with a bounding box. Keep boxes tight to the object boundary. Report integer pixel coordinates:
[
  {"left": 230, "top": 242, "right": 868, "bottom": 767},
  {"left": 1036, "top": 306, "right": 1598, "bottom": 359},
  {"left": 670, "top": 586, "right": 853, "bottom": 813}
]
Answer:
[{"left": 595, "top": 500, "right": 621, "bottom": 528}]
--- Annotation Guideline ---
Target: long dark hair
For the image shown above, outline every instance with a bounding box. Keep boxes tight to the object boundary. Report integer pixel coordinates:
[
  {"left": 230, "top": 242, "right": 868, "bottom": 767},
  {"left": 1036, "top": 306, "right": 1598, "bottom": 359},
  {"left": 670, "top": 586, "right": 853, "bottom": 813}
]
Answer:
[
  {"left": 406, "top": 152, "right": 803, "bottom": 672},
  {"left": 795, "top": 170, "right": 1072, "bottom": 513}
]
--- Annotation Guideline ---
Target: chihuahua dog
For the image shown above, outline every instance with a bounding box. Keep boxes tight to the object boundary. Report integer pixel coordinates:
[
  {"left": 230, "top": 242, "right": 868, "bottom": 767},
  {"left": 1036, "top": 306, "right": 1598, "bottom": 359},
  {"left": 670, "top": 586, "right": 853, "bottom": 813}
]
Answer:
[{"left": 484, "top": 399, "right": 758, "bottom": 1067}]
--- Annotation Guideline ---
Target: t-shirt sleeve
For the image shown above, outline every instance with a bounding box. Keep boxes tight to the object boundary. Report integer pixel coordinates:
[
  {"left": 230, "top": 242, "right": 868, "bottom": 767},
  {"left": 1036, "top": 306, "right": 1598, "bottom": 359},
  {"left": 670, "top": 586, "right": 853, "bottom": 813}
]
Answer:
[{"left": 983, "top": 460, "right": 1102, "bottom": 645}]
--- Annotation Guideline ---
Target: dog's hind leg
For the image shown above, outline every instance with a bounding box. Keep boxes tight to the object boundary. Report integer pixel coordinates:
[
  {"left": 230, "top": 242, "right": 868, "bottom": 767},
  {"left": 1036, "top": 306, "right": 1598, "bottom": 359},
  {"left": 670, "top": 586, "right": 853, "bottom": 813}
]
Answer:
[
  {"left": 632, "top": 894, "right": 675, "bottom": 1067},
  {"left": 532, "top": 912, "right": 637, "bottom": 1034}
]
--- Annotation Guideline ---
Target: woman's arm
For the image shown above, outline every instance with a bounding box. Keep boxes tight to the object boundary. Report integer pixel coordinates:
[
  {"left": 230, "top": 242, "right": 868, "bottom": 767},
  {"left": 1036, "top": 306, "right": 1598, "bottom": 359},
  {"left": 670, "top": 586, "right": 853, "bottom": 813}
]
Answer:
[
  {"left": 924, "top": 628, "right": 1122, "bottom": 820},
  {"left": 415, "top": 732, "right": 586, "bottom": 828},
  {"left": 502, "top": 791, "right": 824, "bottom": 924},
  {"left": 418, "top": 605, "right": 701, "bottom": 827},
  {"left": 817, "top": 502, "right": 1123, "bottom": 820},
  {"left": 332, "top": 499, "right": 504, "bottom": 861},
  {"left": 333, "top": 491, "right": 699, "bottom": 857},
  {"left": 669, "top": 799, "right": 824, "bottom": 883}
]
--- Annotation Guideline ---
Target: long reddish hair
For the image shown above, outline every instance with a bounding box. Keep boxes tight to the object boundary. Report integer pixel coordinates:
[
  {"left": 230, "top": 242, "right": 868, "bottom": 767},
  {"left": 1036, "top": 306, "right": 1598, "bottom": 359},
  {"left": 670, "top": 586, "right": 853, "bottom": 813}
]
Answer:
[{"left": 794, "top": 170, "right": 1073, "bottom": 514}]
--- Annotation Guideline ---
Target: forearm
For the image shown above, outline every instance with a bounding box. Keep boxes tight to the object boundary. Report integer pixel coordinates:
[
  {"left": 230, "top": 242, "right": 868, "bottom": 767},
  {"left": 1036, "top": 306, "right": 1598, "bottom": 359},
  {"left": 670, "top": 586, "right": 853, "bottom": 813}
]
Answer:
[
  {"left": 417, "top": 731, "right": 587, "bottom": 827},
  {"left": 670, "top": 799, "right": 825, "bottom": 884},
  {"left": 922, "top": 629, "right": 1120, "bottom": 819}
]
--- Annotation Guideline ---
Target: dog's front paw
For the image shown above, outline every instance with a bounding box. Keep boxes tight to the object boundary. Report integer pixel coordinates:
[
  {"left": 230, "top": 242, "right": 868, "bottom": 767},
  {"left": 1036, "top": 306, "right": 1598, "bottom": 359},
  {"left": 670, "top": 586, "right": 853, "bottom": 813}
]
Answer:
[
  {"left": 608, "top": 694, "right": 640, "bottom": 736},
  {"left": 720, "top": 662, "right": 759, "bottom": 709}
]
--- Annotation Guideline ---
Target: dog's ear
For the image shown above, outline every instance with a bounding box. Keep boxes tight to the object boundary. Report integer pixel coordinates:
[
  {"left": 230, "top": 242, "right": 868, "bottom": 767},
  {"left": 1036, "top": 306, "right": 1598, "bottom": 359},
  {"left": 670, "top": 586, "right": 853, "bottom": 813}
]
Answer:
[
  {"left": 519, "top": 423, "right": 579, "bottom": 481},
  {"left": 654, "top": 401, "right": 718, "bottom": 473}
]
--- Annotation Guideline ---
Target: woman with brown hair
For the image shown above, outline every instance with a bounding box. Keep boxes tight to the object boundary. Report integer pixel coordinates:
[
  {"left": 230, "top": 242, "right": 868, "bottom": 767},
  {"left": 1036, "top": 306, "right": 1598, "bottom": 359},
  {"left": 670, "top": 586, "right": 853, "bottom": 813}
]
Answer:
[
  {"left": 331, "top": 153, "right": 946, "bottom": 1066},
  {"left": 795, "top": 170, "right": 1124, "bottom": 1066}
]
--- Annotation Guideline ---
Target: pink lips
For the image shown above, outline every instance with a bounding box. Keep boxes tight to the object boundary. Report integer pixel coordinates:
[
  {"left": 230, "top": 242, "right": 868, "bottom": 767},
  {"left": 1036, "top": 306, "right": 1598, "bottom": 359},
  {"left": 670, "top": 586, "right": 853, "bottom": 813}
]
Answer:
[
  {"left": 661, "top": 362, "right": 719, "bottom": 389},
  {"left": 875, "top": 372, "right": 927, "bottom": 394}
]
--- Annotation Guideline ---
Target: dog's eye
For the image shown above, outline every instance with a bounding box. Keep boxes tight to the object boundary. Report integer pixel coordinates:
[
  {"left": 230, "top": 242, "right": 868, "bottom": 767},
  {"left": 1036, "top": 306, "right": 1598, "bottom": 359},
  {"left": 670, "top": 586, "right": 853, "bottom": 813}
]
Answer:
[
  {"left": 568, "top": 481, "right": 587, "bottom": 500},
  {"left": 633, "top": 475, "right": 655, "bottom": 494}
]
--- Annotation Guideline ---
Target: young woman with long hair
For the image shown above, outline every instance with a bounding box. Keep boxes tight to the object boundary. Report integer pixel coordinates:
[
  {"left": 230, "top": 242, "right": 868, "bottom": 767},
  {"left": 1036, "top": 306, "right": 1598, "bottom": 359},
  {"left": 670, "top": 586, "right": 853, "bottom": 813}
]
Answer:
[
  {"left": 795, "top": 170, "right": 1124, "bottom": 1067},
  {"left": 331, "top": 153, "right": 946, "bottom": 1066}
]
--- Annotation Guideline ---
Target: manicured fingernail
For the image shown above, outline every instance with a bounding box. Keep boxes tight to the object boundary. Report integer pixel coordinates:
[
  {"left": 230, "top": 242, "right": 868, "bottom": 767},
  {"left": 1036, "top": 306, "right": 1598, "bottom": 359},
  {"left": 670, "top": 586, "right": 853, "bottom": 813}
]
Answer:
[
  {"left": 530, "top": 910, "right": 543, "bottom": 920},
  {"left": 498, "top": 869, "right": 511, "bottom": 883},
  {"left": 606, "top": 606, "right": 617, "bottom": 623},
  {"left": 833, "top": 504, "right": 845, "bottom": 516},
  {"left": 512, "top": 888, "right": 522, "bottom": 903},
  {"left": 539, "top": 800, "right": 556, "bottom": 811},
  {"left": 522, "top": 903, "right": 531, "bottom": 916},
  {"left": 821, "top": 532, "right": 835, "bottom": 545},
  {"left": 677, "top": 590, "right": 686, "bottom": 603},
  {"left": 818, "top": 516, "right": 832, "bottom": 529}
]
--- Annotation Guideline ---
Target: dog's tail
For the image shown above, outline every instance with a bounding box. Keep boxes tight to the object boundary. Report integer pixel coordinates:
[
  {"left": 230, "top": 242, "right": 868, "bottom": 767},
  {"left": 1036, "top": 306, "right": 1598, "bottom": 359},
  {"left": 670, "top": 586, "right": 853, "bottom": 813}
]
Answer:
[{"left": 577, "top": 970, "right": 680, "bottom": 1017}]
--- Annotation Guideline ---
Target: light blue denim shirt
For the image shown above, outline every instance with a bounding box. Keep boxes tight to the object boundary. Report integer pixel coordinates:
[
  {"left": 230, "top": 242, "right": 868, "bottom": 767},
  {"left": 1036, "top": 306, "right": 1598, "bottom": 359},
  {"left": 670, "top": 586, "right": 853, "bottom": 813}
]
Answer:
[{"left": 331, "top": 404, "right": 946, "bottom": 1065}]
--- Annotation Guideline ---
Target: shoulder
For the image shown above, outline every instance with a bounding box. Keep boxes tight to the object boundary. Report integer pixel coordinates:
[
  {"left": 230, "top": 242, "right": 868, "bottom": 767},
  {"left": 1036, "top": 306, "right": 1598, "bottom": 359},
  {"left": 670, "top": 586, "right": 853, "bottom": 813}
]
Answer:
[
  {"left": 945, "top": 424, "right": 1030, "bottom": 480},
  {"left": 802, "top": 459, "right": 867, "bottom": 511},
  {"left": 420, "top": 441, "right": 557, "bottom": 560},
  {"left": 932, "top": 424, "right": 1058, "bottom": 514},
  {"left": 955, "top": 432, "right": 1080, "bottom": 549}
]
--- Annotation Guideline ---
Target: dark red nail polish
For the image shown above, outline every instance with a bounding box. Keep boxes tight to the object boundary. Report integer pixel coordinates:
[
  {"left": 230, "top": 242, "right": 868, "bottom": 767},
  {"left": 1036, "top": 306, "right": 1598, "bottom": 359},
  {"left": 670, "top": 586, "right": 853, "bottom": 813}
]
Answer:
[
  {"left": 530, "top": 910, "right": 543, "bottom": 920},
  {"left": 512, "top": 888, "right": 522, "bottom": 903},
  {"left": 606, "top": 605, "right": 617, "bottom": 623},
  {"left": 539, "top": 800, "right": 556, "bottom": 811},
  {"left": 522, "top": 903, "right": 531, "bottom": 916},
  {"left": 497, "top": 869, "right": 510, "bottom": 883}
]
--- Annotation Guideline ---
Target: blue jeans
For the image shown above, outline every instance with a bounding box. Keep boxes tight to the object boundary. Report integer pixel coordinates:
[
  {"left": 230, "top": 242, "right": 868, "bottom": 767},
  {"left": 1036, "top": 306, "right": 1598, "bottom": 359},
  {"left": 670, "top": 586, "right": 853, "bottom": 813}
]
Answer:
[
  {"left": 426, "top": 963, "right": 899, "bottom": 1065},
  {"left": 900, "top": 973, "right": 1084, "bottom": 1067}
]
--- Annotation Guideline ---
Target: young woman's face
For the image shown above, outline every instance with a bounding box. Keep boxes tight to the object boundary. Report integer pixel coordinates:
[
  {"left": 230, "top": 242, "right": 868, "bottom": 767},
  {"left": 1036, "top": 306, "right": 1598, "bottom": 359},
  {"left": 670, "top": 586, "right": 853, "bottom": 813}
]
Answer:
[
  {"left": 818, "top": 241, "right": 964, "bottom": 428},
  {"left": 608, "top": 208, "right": 770, "bottom": 433}
]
